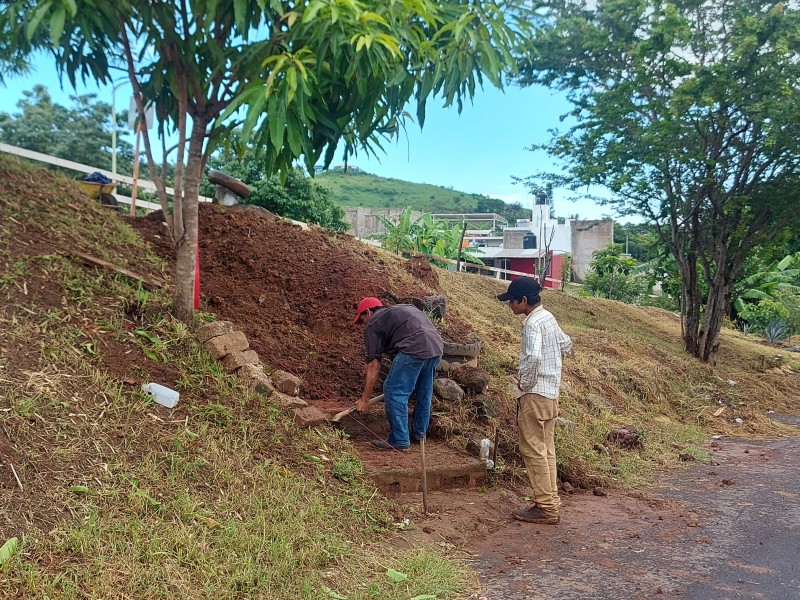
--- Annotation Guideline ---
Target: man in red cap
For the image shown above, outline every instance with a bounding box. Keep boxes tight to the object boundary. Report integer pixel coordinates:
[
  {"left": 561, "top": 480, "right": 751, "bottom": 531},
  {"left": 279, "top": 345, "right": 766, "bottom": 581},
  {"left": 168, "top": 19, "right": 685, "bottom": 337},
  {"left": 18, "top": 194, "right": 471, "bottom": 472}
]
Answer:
[
  {"left": 498, "top": 276, "right": 572, "bottom": 525},
  {"left": 353, "top": 297, "right": 443, "bottom": 450}
]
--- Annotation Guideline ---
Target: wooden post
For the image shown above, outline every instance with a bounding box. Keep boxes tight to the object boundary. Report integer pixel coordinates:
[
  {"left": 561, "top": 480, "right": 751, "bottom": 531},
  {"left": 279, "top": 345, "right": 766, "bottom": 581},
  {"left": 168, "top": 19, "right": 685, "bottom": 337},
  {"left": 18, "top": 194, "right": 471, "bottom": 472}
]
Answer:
[
  {"left": 455, "top": 221, "right": 467, "bottom": 272},
  {"left": 420, "top": 436, "right": 429, "bottom": 514},
  {"left": 129, "top": 120, "right": 142, "bottom": 216}
]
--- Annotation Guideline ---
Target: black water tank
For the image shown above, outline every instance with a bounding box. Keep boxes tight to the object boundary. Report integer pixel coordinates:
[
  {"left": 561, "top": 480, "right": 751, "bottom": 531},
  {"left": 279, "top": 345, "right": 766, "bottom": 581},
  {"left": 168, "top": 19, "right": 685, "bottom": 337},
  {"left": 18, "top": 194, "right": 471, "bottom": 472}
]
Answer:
[{"left": 523, "top": 234, "right": 537, "bottom": 249}]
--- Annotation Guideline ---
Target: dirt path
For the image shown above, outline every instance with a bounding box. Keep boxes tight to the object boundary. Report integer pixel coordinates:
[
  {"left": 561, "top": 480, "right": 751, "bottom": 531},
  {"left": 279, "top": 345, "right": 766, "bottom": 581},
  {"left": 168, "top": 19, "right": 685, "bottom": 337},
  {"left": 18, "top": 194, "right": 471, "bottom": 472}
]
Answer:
[{"left": 396, "top": 436, "right": 800, "bottom": 599}]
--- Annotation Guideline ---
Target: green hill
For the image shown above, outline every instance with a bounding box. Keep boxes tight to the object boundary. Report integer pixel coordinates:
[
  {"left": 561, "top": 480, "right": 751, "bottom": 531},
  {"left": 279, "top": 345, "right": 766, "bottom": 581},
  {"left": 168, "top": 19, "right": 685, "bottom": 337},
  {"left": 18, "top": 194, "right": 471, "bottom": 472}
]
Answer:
[{"left": 317, "top": 168, "right": 530, "bottom": 222}]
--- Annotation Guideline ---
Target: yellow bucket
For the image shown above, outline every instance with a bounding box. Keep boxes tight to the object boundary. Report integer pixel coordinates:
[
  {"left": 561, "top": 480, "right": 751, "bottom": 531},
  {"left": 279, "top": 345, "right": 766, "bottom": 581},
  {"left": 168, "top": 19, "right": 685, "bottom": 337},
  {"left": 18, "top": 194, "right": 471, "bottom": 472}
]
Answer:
[{"left": 78, "top": 180, "right": 117, "bottom": 200}]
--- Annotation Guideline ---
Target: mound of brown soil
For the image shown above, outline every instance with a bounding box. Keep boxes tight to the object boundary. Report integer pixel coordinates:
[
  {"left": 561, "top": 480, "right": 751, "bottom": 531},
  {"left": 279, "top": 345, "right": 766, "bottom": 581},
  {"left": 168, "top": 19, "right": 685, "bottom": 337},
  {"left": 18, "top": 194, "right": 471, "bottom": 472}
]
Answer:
[{"left": 130, "top": 204, "right": 475, "bottom": 406}]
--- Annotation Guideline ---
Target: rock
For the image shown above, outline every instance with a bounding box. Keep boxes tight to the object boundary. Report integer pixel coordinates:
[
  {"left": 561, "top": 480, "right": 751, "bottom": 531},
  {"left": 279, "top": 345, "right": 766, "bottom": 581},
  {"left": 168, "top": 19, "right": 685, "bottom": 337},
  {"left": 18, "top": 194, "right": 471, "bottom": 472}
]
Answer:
[
  {"left": 433, "top": 378, "right": 465, "bottom": 402},
  {"left": 562, "top": 481, "right": 575, "bottom": 494},
  {"left": 196, "top": 320, "right": 236, "bottom": 343},
  {"left": 555, "top": 416, "right": 577, "bottom": 430},
  {"left": 271, "top": 370, "right": 301, "bottom": 396},
  {"left": 271, "top": 390, "right": 308, "bottom": 410},
  {"left": 678, "top": 453, "right": 696, "bottom": 462},
  {"left": 451, "top": 366, "right": 490, "bottom": 395},
  {"left": 593, "top": 487, "right": 608, "bottom": 497},
  {"left": 237, "top": 364, "right": 273, "bottom": 394},
  {"left": 292, "top": 405, "right": 328, "bottom": 428},
  {"left": 221, "top": 349, "right": 260, "bottom": 372},
  {"left": 204, "top": 330, "right": 249, "bottom": 359},
  {"left": 605, "top": 425, "right": 643, "bottom": 449},
  {"left": 436, "top": 359, "right": 451, "bottom": 374},
  {"left": 593, "top": 443, "right": 610, "bottom": 455},
  {"left": 586, "top": 393, "right": 614, "bottom": 413}
]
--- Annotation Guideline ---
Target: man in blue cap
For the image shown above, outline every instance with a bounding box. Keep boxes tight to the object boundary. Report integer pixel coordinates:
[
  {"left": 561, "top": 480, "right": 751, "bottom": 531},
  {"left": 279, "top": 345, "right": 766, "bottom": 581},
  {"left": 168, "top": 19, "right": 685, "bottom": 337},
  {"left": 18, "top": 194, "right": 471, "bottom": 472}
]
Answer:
[
  {"left": 353, "top": 297, "right": 443, "bottom": 451},
  {"left": 498, "top": 277, "right": 572, "bottom": 524}
]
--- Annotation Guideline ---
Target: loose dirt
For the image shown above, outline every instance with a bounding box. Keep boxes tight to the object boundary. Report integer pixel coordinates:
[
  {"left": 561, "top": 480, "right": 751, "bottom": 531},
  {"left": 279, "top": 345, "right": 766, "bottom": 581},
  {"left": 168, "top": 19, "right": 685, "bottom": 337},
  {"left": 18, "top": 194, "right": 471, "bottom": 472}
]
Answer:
[
  {"left": 392, "top": 436, "right": 800, "bottom": 599},
  {"left": 130, "top": 205, "right": 478, "bottom": 409}
]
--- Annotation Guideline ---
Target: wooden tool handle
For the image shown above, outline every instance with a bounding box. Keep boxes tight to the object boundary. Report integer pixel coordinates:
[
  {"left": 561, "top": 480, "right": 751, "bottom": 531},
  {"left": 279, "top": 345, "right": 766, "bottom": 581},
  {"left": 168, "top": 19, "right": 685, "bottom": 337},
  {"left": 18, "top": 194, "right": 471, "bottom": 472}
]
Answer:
[{"left": 330, "top": 394, "right": 384, "bottom": 422}]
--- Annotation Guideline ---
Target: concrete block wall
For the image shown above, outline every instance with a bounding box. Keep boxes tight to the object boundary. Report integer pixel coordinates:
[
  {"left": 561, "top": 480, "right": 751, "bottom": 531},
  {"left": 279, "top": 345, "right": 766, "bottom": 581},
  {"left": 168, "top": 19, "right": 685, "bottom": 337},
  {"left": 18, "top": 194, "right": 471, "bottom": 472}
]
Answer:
[{"left": 570, "top": 219, "right": 614, "bottom": 282}]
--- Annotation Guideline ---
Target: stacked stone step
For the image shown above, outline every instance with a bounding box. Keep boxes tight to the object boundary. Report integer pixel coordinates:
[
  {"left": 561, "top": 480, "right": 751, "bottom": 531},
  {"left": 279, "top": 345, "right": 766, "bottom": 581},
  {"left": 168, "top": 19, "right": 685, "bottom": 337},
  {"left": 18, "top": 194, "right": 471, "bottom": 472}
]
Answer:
[{"left": 197, "top": 321, "right": 327, "bottom": 427}]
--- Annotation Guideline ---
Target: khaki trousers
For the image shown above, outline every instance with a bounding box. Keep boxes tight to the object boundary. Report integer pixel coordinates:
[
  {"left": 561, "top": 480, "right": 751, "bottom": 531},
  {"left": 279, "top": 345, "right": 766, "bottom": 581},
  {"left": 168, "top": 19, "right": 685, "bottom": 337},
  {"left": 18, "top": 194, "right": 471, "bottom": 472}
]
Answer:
[{"left": 517, "top": 393, "right": 561, "bottom": 516}]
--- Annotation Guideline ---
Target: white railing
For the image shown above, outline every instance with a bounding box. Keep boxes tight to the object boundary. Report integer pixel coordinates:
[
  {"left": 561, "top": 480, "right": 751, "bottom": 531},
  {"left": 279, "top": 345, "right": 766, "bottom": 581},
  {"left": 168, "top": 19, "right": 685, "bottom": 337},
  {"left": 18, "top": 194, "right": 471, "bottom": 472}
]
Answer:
[{"left": 0, "top": 142, "right": 212, "bottom": 211}]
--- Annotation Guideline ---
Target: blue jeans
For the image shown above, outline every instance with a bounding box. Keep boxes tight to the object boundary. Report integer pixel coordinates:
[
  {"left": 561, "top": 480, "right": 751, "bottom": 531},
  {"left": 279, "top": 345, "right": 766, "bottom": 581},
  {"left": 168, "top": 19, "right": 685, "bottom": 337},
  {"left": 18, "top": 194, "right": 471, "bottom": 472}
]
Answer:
[{"left": 382, "top": 353, "right": 441, "bottom": 448}]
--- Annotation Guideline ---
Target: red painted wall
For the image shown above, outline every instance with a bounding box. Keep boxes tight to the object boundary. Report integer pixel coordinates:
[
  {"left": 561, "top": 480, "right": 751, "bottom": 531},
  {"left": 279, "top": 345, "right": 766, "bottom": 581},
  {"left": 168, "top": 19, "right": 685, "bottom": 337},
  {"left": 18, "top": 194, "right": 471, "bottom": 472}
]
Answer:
[{"left": 508, "top": 253, "right": 563, "bottom": 289}]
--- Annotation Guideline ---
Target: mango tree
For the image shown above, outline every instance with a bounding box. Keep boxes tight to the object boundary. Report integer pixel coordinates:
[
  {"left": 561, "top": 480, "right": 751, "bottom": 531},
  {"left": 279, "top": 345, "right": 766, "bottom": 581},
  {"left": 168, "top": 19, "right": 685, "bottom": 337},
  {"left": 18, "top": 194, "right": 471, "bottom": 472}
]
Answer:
[{"left": 2, "top": 0, "right": 531, "bottom": 322}]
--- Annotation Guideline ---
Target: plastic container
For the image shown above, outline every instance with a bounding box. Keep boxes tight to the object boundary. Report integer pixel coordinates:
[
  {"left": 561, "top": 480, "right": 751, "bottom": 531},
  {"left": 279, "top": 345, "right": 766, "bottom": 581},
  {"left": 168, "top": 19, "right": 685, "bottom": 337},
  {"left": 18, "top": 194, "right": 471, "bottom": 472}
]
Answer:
[
  {"left": 479, "top": 438, "right": 494, "bottom": 470},
  {"left": 480, "top": 438, "right": 491, "bottom": 462},
  {"left": 142, "top": 383, "right": 180, "bottom": 408}
]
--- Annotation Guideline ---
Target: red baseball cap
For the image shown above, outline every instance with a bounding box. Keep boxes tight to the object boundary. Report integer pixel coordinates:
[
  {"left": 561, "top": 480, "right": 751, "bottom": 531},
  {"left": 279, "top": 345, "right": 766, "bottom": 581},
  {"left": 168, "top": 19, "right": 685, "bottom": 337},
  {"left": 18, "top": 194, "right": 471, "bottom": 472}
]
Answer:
[{"left": 353, "top": 297, "right": 383, "bottom": 323}]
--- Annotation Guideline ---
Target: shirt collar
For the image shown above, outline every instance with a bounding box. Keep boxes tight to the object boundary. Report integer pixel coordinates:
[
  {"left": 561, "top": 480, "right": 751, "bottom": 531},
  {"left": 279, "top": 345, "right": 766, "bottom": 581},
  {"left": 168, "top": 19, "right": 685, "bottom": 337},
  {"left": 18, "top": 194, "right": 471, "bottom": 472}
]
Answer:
[{"left": 522, "top": 304, "right": 544, "bottom": 325}]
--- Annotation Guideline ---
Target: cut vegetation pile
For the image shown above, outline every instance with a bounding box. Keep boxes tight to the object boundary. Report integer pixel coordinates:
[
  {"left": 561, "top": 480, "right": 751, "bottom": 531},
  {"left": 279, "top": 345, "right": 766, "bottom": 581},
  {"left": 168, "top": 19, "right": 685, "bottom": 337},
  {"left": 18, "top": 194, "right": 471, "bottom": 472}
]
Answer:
[{"left": 2, "top": 155, "right": 799, "bottom": 598}]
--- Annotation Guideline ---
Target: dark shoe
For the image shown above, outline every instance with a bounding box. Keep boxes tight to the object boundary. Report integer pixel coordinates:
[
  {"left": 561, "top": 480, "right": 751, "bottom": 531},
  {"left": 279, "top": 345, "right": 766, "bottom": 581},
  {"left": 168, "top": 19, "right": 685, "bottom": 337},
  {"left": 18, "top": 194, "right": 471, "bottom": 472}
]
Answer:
[
  {"left": 512, "top": 506, "right": 560, "bottom": 525},
  {"left": 370, "top": 439, "right": 410, "bottom": 452}
]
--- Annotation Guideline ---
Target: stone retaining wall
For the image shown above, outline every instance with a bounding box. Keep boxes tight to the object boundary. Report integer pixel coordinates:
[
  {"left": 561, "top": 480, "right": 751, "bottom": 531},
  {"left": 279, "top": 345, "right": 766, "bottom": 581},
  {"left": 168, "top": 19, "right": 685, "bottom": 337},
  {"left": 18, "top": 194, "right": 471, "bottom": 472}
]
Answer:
[{"left": 197, "top": 320, "right": 327, "bottom": 427}]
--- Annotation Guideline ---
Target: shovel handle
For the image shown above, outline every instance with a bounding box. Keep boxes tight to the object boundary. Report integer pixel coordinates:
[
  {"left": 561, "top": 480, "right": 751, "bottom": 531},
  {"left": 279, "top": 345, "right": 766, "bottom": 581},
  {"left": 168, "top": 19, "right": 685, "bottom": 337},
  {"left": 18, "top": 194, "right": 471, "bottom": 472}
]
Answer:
[{"left": 331, "top": 394, "right": 384, "bottom": 422}]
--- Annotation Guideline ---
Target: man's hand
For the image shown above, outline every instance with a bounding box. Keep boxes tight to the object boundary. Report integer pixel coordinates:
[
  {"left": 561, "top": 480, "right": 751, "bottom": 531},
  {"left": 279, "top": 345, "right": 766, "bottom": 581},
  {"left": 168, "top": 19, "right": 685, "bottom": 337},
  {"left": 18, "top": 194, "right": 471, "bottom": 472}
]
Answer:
[{"left": 356, "top": 398, "right": 370, "bottom": 413}]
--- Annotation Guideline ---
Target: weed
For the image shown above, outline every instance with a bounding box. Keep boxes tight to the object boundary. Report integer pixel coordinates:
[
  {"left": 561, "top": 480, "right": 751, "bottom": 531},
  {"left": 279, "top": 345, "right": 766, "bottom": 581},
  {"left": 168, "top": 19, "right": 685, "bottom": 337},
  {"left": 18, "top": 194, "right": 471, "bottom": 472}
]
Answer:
[{"left": 332, "top": 454, "right": 364, "bottom": 484}]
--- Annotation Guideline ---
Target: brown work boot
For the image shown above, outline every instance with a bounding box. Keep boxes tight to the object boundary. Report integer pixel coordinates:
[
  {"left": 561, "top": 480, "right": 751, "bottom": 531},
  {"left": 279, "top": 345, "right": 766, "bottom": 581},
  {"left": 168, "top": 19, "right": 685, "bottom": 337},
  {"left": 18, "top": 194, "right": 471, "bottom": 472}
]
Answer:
[
  {"left": 369, "top": 439, "right": 410, "bottom": 452},
  {"left": 512, "top": 506, "right": 560, "bottom": 525}
]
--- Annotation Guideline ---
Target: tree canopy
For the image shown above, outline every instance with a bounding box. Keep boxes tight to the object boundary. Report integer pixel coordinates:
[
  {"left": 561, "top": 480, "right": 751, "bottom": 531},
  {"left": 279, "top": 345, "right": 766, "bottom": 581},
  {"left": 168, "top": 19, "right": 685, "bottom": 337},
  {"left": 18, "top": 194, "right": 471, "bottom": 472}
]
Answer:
[
  {"left": 519, "top": 0, "right": 800, "bottom": 362},
  {"left": 3, "top": 0, "right": 532, "bottom": 321},
  {"left": 0, "top": 85, "right": 133, "bottom": 171}
]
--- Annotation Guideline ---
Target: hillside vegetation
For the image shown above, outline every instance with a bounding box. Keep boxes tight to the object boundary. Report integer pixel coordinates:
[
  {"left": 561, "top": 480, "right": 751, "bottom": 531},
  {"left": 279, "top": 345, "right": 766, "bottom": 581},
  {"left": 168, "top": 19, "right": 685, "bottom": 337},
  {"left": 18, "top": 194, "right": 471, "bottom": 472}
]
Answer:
[
  {"left": 317, "top": 169, "right": 530, "bottom": 223},
  {"left": 2, "top": 156, "right": 799, "bottom": 598}
]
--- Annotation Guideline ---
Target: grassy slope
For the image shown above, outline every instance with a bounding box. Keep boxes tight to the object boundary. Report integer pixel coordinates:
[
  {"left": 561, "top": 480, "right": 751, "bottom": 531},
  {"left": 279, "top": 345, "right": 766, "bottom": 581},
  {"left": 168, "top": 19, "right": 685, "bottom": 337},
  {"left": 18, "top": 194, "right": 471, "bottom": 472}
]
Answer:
[
  {"left": 0, "top": 156, "right": 469, "bottom": 599},
  {"left": 442, "top": 271, "right": 800, "bottom": 486},
  {"left": 2, "top": 157, "right": 799, "bottom": 597}
]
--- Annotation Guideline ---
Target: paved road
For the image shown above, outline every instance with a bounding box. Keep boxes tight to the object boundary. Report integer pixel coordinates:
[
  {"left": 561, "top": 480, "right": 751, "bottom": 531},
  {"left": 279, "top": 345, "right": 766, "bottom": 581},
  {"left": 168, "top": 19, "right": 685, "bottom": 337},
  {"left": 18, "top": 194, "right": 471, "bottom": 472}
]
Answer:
[{"left": 476, "top": 437, "right": 800, "bottom": 599}]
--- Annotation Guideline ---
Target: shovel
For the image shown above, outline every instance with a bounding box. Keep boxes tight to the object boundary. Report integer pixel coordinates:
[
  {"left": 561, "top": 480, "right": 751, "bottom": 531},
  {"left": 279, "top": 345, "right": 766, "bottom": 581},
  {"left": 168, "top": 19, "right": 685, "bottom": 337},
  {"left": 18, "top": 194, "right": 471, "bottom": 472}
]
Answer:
[{"left": 329, "top": 394, "right": 384, "bottom": 423}]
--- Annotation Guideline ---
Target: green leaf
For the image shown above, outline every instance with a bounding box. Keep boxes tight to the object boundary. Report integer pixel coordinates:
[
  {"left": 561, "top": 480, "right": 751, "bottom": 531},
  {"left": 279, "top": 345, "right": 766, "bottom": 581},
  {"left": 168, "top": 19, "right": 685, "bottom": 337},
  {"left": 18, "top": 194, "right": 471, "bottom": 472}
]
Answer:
[
  {"left": 386, "top": 568, "right": 408, "bottom": 583},
  {"left": 0, "top": 538, "right": 19, "bottom": 566},
  {"left": 321, "top": 585, "right": 348, "bottom": 599},
  {"left": 234, "top": 0, "right": 247, "bottom": 29},
  {"left": 68, "top": 485, "right": 90, "bottom": 494},
  {"left": 410, "top": 595, "right": 437, "bottom": 600},
  {"left": 26, "top": 1, "right": 53, "bottom": 41},
  {"left": 49, "top": 6, "right": 66, "bottom": 45}
]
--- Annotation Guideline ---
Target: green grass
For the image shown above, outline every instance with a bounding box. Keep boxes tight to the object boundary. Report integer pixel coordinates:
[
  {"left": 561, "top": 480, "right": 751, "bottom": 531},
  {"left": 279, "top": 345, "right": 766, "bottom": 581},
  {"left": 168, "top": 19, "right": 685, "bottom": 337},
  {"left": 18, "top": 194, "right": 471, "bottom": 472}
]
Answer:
[{"left": 0, "top": 156, "right": 478, "bottom": 599}]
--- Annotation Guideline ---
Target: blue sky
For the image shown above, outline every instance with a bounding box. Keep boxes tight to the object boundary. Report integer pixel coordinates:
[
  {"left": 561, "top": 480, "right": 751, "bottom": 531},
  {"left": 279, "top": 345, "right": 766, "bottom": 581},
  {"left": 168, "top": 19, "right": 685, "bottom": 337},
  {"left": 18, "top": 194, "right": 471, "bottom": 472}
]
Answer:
[{"left": 0, "top": 56, "right": 615, "bottom": 220}]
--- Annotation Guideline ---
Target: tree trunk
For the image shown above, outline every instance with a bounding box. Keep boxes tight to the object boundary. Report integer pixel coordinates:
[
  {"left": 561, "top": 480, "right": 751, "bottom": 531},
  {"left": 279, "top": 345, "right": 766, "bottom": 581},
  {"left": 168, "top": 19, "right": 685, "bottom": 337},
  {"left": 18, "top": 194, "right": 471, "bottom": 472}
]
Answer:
[
  {"left": 173, "top": 122, "right": 207, "bottom": 324},
  {"left": 697, "top": 278, "right": 732, "bottom": 364},
  {"left": 681, "top": 251, "right": 701, "bottom": 357}
]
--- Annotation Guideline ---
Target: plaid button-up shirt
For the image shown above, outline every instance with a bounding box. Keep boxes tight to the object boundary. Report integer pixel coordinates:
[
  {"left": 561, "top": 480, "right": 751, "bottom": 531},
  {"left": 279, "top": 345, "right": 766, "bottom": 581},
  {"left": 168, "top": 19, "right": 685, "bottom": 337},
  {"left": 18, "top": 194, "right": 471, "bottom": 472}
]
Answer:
[{"left": 517, "top": 305, "right": 572, "bottom": 400}]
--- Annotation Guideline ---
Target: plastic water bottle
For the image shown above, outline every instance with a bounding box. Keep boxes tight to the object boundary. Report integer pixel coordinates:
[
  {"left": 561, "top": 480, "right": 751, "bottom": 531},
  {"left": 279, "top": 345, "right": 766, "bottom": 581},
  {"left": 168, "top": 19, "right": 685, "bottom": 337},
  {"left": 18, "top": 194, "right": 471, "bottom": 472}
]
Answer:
[
  {"left": 480, "top": 438, "right": 490, "bottom": 462},
  {"left": 479, "top": 438, "right": 494, "bottom": 470},
  {"left": 142, "top": 383, "right": 180, "bottom": 408}
]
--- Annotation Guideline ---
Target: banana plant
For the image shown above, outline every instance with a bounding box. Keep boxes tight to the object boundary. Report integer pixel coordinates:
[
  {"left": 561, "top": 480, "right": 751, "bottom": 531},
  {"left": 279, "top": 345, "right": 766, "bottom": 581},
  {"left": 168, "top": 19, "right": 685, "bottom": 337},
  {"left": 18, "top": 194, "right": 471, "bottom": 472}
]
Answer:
[{"left": 734, "top": 253, "right": 800, "bottom": 313}]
